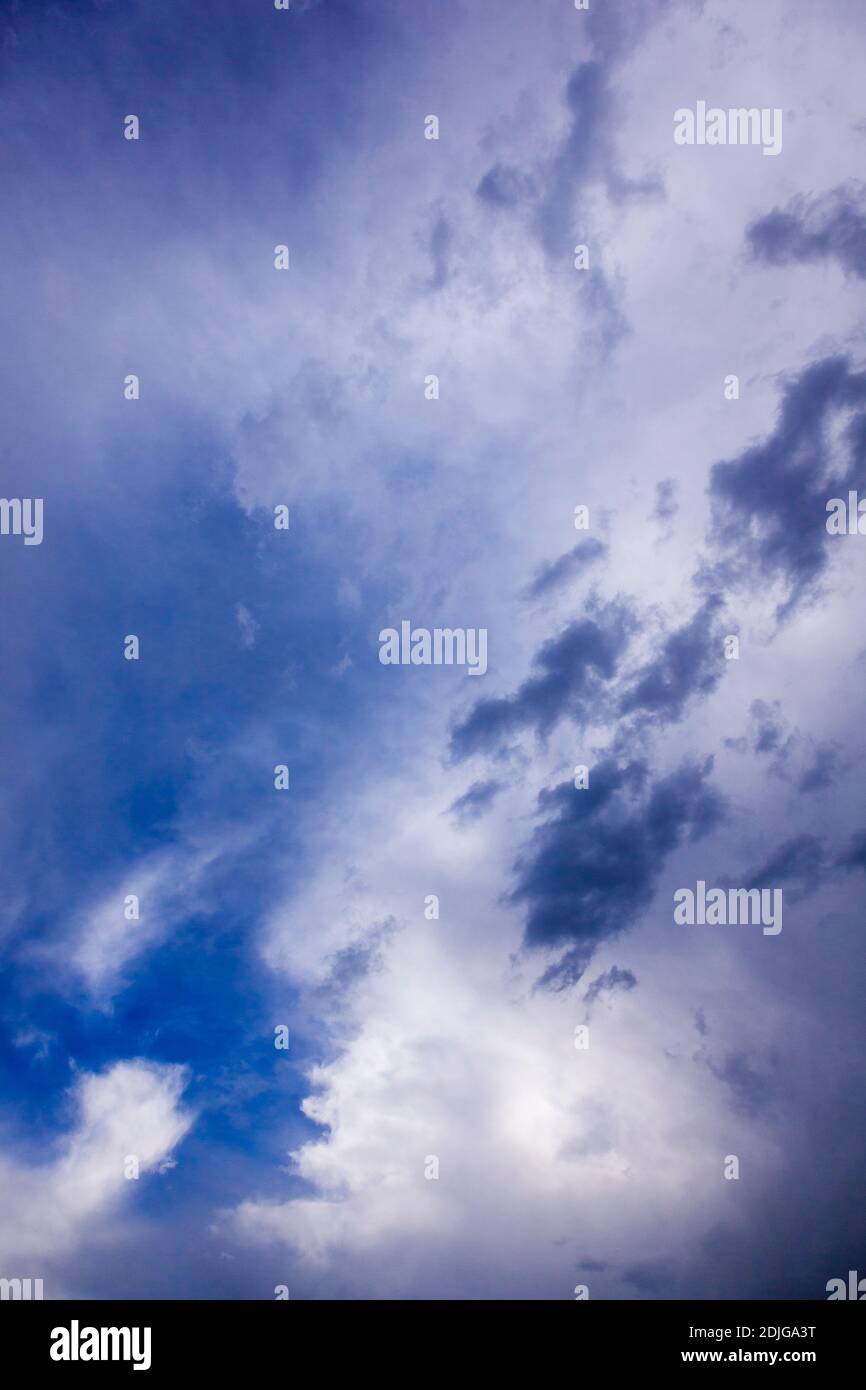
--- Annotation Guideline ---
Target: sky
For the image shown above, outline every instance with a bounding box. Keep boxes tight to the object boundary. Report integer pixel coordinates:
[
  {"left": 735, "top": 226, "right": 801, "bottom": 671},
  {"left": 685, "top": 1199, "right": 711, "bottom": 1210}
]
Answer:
[{"left": 1, "top": 0, "right": 865, "bottom": 1301}]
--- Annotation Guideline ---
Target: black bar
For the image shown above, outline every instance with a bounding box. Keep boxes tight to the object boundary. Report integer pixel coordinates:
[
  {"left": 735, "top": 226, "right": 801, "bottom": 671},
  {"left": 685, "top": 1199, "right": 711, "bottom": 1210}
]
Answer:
[{"left": 1, "top": 1299, "right": 861, "bottom": 1375}]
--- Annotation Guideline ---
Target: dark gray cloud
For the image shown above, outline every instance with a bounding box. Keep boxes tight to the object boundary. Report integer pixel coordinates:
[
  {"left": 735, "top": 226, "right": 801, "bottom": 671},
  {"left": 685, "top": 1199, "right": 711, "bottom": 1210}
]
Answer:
[
  {"left": 724, "top": 698, "right": 795, "bottom": 774},
  {"left": 583, "top": 964, "right": 637, "bottom": 1006},
  {"left": 743, "top": 833, "right": 827, "bottom": 902},
  {"left": 315, "top": 919, "right": 396, "bottom": 1005},
  {"left": 534, "top": 60, "right": 662, "bottom": 255},
  {"left": 476, "top": 2, "right": 670, "bottom": 255},
  {"left": 585, "top": 0, "right": 674, "bottom": 62},
  {"left": 510, "top": 756, "right": 723, "bottom": 991},
  {"left": 733, "top": 826, "right": 866, "bottom": 903},
  {"left": 746, "top": 183, "right": 866, "bottom": 279},
  {"left": 706, "top": 355, "right": 866, "bottom": 619},
  {"left": 449, "top": 599, "right": 635, "bottom": 760},
  {"left": 521, "top": 538, "right": 608, "bottom": 601},
  {"left": 706, "top": 1050, "right": 775, "bottom": 1118},
  {"left": 476, "top": 164, "right": 537, "bottom": 209},
  {"left": 448, "top": 778, "right": 503, "bottom": 825},
  {"left": 534, "top": 60, "right": 610, "bottom": 254},
  {"left": 619, "top": 595, "right": 727, "bottom": 725},
  {"left": 799, "top": 743, "right": 842, "bottom": 793},
  {"left": 836, "top": 829, "right": 866, "bottom": 873},
  {"left": 471, "top": 32, "right": 663, "bottom": 357},
  {"left": 725, "top": 704, "right": 843, "bottom": 791},
  {"left": 652, "top": 478, "right": 678, "bottom": 524},
  {"left": 748, "top": 699, "right": 786, "bottom": 755}
]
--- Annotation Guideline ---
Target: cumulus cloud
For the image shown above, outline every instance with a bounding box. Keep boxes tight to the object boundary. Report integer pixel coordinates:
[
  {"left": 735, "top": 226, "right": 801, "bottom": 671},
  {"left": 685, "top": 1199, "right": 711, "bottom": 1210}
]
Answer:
[
  {"left": 217, "top": 0, "right": 866, "bottom": 1301},
  {"left": 228, "top": 878, "right": 782, "bottom": 1298},
  {"left": 3, "top": 0, "right": 866, "bottom": 1305},
  {"left": 0, "top": 1061, "right": 192, "bottom": 1270}
]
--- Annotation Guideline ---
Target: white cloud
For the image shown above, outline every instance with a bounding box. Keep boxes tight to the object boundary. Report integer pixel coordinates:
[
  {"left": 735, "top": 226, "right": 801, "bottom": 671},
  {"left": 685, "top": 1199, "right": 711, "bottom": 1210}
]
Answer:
[
  {"left": 236, "top": 602, "right": 259, "bottom": 649},
  {"left": 0, "top": 1061, "right": 193, "bottom": 1270},
  {"left": 230, "top": 761, "right": 791, "bottom": 1298}
]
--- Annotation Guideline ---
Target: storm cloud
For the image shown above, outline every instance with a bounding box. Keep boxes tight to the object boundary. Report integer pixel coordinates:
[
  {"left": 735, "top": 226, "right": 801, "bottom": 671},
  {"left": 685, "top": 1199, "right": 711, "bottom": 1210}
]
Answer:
[
  {"left": 746, "top": 184, "right": 866, "bottom": 280},
  {"left": 510, "top": 757, "right": 723, "bottom": 990}
]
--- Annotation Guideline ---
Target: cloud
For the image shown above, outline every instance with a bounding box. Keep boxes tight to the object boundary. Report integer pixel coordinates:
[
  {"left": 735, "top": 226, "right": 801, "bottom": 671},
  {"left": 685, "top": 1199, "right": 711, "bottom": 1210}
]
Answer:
[
  {"left": 583, "top": 965, "right": 638, "bottom": 1007},
  {"left": 747, "top": 699, "right": 787, "bottom": 755},
  {"left": 742, "top": 833, "right": 827, "bottom": 902},
  {"left": 723, "top": 698, "right": 795, "bottom": 775},
  {"left": 746, "top": 184, "right": 866, "bottom": 279},
  {"left": 449, "top": 600, "right": 634, "bottom": 760},
  {"left": 54, "top": 831, "right": 251, "bottom": 1003},
  {"left": 731, "top": 826, "right": 866, "bottom": 902},
  {"left": 510, "top": 756, "right": 723, "bottom": 990},
  {"left": 532, "top": 52, "right": 664, "bottom": 255},
  {"left": 3, "top": 0, "right": 866, "bottom": 1305},
  {"left": 705, "top": 1050, "right": 775, "bottom": 1119},
  {"left": 227, "top": 872, "right": 777, "bottom": 1297},
  {"left": 799, "top": 744, "right": 842, "bottom": 793},
  {"left": 313, "top": 920, "right": 397, "bottom": 1010},
  {"left": 725, "top": 704, "right": 843, "bottom": 790},
  {"left": 534, "top": 61, "right": 615, "bottom": 254},
  {"left": 447, "top": 779, "right": 504, "bottom": 825},
  {"left": 652, "top": 478, "right": 678, "bottom": 525},
  {"left": 0, "top": 1061, "right": 192, "bottom": 1270},
  {"left": 476, "top": 164, "right": 538, "bottom": 209},
  {"left": 835, "top": 829, "right": 866, "bottom": 873},
  {"left": 618, "top": 595, "right": 727, "bottom": 725},
  {"left": 521, "top": 538, "right": 608, "bottom": 602},
  {"left": 236, "top": 602, "right": 258, "bottom": 649},
  {"left": 707, "top": 356, "right": 866, "bottom": 619}
]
